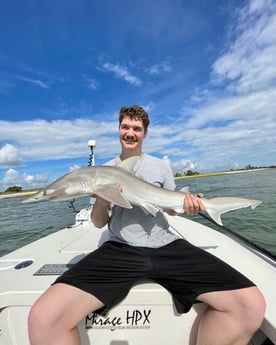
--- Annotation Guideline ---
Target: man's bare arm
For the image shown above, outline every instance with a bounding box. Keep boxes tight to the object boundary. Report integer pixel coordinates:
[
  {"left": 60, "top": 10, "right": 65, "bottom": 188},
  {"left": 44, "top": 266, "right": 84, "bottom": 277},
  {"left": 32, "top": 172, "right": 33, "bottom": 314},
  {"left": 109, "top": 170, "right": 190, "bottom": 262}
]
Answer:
[{"left": 91, "top": 197, "right": 111, "bottom": 228}]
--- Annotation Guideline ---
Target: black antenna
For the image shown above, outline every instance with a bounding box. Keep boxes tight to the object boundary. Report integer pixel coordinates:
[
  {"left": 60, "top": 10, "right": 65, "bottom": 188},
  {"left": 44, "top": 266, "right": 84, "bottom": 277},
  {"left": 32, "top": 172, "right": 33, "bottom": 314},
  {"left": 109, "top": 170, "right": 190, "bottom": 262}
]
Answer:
[
  {"left": 69, "top": 140, "right": 97, "bottom": 214},
  {"left": 88, "top": 140, "right": 96, "bottom": 167}
]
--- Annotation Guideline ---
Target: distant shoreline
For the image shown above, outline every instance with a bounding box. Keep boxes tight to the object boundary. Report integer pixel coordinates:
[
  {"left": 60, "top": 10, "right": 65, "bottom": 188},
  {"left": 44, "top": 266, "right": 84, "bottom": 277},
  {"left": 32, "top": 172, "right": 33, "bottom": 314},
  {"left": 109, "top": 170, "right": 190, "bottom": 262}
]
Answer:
[
  {"left": 0, "top": 191, "right": 38, "bottom": 200},
  {"left": 174, "top": 167, "right": 273, "bottom": 180}
]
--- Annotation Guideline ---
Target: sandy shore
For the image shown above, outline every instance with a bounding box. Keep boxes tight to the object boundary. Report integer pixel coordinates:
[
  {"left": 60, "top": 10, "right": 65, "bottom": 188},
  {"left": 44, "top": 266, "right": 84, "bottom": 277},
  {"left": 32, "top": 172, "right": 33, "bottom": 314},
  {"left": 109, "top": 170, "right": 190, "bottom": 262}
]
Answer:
[
  {"left": 0, "top": 191, "right": 38, "bottom": 200},
  {"left": 224, "top": 168, "right": 268, "bottom": 174}
]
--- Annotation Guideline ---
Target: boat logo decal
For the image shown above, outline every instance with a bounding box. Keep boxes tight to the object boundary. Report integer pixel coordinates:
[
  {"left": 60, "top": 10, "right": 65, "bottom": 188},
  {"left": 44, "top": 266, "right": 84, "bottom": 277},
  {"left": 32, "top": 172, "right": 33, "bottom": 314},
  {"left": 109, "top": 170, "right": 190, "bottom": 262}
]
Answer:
[{"left": 85, "top": 309, "right": 152, "bottom": 331}]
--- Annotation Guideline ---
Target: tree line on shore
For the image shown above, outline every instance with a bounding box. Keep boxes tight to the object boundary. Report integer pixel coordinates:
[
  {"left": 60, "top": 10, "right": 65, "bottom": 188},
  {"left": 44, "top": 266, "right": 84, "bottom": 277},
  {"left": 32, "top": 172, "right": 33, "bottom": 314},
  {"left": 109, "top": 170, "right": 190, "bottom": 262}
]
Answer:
[{"left": 174, "top": 164, "right": 276, "bottom": 178}]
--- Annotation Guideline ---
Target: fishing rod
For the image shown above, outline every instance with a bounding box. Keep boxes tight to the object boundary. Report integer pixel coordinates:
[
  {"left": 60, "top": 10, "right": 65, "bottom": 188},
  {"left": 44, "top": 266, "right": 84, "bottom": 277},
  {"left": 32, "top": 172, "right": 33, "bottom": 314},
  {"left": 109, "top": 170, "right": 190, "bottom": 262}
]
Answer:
[{"left": 198, "top": 212, "right": 276, "bottom": 263}]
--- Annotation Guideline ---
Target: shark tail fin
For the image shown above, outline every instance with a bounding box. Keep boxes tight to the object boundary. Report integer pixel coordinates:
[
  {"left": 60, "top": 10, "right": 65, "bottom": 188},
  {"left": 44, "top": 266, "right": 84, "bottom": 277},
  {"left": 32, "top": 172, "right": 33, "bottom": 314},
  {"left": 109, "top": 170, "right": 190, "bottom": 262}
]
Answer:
[{"left": 202, "top": 197, "right": 262, "bottom": 226}]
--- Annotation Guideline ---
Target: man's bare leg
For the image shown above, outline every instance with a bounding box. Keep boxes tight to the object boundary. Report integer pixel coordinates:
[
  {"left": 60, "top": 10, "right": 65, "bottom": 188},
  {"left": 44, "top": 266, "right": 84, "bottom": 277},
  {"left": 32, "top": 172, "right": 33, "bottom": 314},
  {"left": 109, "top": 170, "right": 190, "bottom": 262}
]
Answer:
[
  {"left": 28, "top": 283, "right": 104, "bottom": 345},
  {"left": 196, "top": 286, "right": 266, "bottom": 345}
]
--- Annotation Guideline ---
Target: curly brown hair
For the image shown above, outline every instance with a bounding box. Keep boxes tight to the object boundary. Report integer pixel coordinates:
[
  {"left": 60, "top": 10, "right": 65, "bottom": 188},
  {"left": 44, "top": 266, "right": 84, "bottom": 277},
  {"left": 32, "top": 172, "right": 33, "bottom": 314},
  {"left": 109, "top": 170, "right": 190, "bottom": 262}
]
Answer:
[{"left": 119, "top": 105, "right": 150, "bottom": 130}]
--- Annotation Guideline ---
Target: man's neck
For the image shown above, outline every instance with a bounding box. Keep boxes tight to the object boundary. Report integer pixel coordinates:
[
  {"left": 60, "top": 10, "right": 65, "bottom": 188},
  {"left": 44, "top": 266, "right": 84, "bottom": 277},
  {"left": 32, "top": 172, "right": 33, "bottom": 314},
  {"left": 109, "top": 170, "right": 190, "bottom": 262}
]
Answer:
[{"left": 119, "top": 151, "right": 144, "bottom": 161}]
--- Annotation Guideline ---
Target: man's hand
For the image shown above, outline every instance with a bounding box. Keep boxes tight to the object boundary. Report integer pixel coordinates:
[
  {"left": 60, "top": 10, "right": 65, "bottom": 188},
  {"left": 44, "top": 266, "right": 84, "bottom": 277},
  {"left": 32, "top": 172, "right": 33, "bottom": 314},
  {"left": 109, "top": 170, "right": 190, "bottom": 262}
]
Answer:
[
  {"left": 165, "top": 193, "right": 205, "bottom": 216},
  {"left": 183, "top": 193, "right": 205, "bottom": 215}
]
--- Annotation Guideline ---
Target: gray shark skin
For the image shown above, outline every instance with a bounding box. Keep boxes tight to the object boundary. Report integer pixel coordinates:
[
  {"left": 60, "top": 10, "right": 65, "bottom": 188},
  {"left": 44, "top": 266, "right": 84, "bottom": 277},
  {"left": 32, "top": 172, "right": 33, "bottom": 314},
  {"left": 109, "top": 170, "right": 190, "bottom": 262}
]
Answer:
[{"left": 23, "top": 156, "right": 262, "bottom": 226}]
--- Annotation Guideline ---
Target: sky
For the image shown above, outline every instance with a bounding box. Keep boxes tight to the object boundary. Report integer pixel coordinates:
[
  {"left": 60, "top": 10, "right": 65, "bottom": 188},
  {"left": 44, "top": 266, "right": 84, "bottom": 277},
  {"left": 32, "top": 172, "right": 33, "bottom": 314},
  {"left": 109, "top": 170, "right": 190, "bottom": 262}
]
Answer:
[{"left": 0, "top": 0, "right": 276, "bottom": 191}]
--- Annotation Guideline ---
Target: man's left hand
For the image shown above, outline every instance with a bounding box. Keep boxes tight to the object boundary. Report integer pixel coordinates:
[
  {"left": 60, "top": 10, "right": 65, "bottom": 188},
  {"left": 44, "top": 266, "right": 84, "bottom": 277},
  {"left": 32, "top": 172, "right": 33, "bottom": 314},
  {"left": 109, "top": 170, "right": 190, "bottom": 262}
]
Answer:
[{"left": 184, "top": 194, "right": 205, "bottom": 215}]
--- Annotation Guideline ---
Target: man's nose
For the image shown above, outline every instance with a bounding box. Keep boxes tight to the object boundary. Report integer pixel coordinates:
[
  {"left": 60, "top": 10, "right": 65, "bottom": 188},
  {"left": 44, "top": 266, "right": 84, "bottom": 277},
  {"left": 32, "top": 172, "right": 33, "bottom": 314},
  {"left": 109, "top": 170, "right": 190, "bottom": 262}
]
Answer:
[{"left": 126, "top": 129, "right": 135, "bottom": 137}]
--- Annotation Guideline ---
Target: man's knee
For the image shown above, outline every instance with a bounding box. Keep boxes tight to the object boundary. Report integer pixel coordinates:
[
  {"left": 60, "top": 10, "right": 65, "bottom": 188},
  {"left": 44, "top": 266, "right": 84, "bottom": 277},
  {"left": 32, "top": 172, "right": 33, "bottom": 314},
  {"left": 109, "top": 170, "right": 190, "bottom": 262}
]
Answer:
[
  {"left": 28, "top": 299, "right": 59, "bottom": 343},
  {"left": 28, "top": 303, "right": 44, "bottom": 343},
  {"left": 199, "top": 286, "right": 266, "bottom": 330},
  {"left": 29, "top": 300, "right": 55, "bottom": 337},
  {"left": 241, "top": 287, "right": 266, "bottom": 331}
]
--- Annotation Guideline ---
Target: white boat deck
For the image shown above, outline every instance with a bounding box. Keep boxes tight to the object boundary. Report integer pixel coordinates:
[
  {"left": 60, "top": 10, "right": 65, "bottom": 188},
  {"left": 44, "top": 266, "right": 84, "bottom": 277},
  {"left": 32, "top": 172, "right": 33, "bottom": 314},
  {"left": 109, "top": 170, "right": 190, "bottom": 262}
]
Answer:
[{"left": 0, "top": 211, "right": 275, "bottom": 345}]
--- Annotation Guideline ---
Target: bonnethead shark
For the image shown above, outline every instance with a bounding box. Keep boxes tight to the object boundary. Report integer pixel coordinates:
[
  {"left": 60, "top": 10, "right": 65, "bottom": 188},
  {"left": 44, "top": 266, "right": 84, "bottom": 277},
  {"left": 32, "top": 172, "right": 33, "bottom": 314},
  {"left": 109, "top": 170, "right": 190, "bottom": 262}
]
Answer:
[{"left": 23, "top": 156, "right": 262, "bottom": 226}]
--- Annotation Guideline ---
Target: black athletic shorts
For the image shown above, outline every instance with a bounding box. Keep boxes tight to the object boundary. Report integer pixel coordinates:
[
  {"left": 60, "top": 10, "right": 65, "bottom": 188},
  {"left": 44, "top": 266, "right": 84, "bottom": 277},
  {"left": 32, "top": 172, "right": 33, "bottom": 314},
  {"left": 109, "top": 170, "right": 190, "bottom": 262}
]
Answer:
[{"left": 53, "top": 239, "right": 255, "bottom": 315}]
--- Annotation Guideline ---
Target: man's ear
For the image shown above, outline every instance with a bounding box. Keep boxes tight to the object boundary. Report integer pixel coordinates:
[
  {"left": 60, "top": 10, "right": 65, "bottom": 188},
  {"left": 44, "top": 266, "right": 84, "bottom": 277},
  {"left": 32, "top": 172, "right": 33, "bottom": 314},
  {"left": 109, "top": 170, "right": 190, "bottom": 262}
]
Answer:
[{"left": 144, "top": 129, "right": 148, "bottom": 138}]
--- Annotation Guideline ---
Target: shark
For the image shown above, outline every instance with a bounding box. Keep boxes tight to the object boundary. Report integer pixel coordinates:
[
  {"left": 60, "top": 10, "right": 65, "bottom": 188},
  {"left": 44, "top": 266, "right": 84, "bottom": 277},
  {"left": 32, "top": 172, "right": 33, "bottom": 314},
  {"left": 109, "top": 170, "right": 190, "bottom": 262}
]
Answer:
[{"left": 23, "top": 156, "right": 262, "bottom": 226}]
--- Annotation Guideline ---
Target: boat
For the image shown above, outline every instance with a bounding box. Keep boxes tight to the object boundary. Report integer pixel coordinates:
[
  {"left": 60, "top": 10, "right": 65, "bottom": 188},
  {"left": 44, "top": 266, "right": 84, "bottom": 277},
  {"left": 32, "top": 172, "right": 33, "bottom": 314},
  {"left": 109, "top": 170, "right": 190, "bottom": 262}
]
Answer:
[{"left": 0, "top": 142, "right": 275, "bottom": 345}]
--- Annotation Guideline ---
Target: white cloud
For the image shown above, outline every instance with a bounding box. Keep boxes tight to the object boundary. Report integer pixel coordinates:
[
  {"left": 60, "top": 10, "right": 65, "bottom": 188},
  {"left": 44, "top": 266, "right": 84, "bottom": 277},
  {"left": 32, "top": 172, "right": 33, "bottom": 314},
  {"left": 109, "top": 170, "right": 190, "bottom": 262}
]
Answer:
[
  {"left": 84, "top": 76, "right": 100, "bottom": 91},
  {"left": 0, "top": 169, "right": 50, "bottom": 190},
  {"left": 148, "top": 63, "right": 172, "bottom": 75},
  {"left": 16, "top": 75, "right": 50, "bottom": 89},
  {"left": 69, "top": 164, "right": 81, "bottom": 171},
  {"left": 211, "top": 0, "right": 276, "bottom": 94},
  {"left": 23, "top": 172, "right": 50, "bottom": 186},
  {"left": 172, "top": 0, "right": 276, "bottom": 171},
  {"left": 0, "top": 119, "right": 120, "bottom": 164},
  {"left": 2, "top": 169, "right": 19, "bottom": 186},
  {"left": 102, "top": 62, "right": 142, "bottom": 86},
  {"left": 0, "top": 144, "right": 23, "bottom": 167},
  {"left": 171, "top": 159, "right": 197, "bottom": 174}
]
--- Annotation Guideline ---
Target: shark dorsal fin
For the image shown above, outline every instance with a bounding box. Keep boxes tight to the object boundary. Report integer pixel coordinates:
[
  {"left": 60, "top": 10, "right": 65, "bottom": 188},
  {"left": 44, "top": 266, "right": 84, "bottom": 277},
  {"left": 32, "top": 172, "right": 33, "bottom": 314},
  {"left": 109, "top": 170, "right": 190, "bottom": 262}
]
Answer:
[
  {"left": 180, "top": 186, "right": 190, "bottom": 194},
  {"left": 116, "top": 156, "right": 140, "bottom": 173}
]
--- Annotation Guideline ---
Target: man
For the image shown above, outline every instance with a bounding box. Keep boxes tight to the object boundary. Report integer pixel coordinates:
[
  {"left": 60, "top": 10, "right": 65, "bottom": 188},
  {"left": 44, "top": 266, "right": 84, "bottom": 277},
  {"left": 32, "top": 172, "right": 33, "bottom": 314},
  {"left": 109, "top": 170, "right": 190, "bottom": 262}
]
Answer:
[{"left": 28, "top": 105, "right": 265, "bottom": 345}]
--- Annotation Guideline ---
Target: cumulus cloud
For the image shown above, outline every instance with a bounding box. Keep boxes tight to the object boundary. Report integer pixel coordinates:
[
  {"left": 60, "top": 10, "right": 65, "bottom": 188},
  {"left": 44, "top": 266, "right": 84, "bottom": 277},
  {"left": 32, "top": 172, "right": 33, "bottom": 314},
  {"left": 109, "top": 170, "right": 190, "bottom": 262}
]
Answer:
[
  {"left": 0, "top": 169, "right": 51, "bottom": 190},
  {"left": 0, "top": 118, "right": 120, "bottom": 166},
  {"left": 2, "top": 169, "right": 20, "bottom": 186},
  {"left": 171, "top": 159, "right": 197, "bottom": 174},
  {"left": 0, "top": 144, "right": 23, "bottom": 167},
  {"left": 23, "top": 172, "right": 50, "bottom": 186}
]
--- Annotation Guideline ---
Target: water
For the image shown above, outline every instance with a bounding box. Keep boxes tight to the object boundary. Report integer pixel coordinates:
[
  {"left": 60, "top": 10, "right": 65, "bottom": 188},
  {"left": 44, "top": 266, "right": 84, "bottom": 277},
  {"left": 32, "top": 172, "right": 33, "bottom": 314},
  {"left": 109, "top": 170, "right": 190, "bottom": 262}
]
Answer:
[
  {"left": 176, "top": 169, "right": 276, "bottom": 256},
  {"left": 0, "top": 170, "right": 275, "bottom": 257}
]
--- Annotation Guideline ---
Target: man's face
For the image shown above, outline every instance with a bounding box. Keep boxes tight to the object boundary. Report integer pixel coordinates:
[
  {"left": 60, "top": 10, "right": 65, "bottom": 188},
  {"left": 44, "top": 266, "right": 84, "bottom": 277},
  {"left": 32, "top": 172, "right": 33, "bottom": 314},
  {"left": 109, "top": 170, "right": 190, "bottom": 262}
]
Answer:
[{"left": 119, "top": 116, "right": 147, "bottom": 152}]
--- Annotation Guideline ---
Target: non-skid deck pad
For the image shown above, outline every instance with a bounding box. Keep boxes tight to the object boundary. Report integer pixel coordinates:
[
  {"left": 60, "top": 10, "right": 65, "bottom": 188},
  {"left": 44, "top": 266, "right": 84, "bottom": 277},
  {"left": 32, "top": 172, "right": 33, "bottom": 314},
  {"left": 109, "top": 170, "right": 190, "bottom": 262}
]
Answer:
[{"left": 34, "top": 263, "right": 74, "bottom": 275}]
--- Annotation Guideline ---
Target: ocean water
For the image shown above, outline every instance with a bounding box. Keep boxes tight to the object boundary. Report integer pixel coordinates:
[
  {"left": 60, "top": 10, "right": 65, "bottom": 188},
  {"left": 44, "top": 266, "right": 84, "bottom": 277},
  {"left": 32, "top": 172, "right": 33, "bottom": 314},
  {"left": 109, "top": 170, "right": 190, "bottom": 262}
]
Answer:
[{"left": 0, "top": 169, "right": 275, "bottom": 258}]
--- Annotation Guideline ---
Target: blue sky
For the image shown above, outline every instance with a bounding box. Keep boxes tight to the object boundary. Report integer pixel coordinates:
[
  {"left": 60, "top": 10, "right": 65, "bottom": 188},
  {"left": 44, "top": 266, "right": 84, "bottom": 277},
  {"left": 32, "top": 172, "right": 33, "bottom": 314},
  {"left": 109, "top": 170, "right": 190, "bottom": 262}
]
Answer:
[{"left": 0, "top": 0, "right": 275, "bottom": 191}]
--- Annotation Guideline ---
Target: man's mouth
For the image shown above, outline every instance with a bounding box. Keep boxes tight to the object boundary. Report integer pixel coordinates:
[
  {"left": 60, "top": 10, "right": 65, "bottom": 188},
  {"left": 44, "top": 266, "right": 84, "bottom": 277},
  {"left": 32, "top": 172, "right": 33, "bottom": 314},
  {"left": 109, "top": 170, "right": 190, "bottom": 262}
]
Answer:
[{"left": 124, "top": 138, "right": 136, "bottom": 144}]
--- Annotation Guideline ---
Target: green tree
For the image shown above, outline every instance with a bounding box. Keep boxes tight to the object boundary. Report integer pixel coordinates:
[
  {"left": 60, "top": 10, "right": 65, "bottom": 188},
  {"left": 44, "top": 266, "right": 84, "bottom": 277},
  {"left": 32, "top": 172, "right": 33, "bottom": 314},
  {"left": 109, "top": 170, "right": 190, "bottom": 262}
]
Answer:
[
  {"left": 5, "top": 186, "right": 23, "bottom": 193},
  {"left": 185, "top": 170, "right": 200, "bottom": 176}
]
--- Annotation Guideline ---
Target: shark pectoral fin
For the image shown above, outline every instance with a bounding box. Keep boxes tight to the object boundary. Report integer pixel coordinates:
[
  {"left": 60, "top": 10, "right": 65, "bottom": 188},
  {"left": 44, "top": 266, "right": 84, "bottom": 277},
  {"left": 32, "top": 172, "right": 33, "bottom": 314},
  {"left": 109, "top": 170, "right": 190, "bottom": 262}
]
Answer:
[
  {"left": 140, "top": 203, "right": 160, "bottom": 217},
  {"left": 94, "top": 184, "right": 132, "bottom": 209}
]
